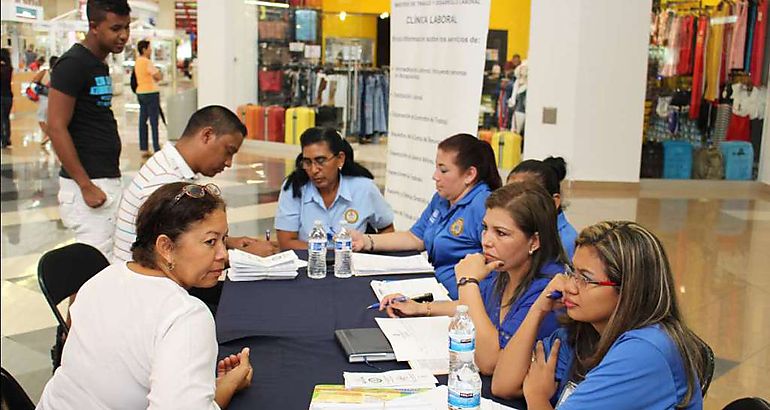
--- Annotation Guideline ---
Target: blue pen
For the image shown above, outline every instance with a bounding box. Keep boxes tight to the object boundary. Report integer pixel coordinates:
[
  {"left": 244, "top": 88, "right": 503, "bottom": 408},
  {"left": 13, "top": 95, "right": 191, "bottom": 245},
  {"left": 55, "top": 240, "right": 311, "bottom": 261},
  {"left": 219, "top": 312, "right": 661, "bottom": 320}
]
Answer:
[
  {"left": 366, "top": 296, "right": 408, "bottom": 310},
  {"left": 547, "top": 291, "right": 563, "bottom": 300}
]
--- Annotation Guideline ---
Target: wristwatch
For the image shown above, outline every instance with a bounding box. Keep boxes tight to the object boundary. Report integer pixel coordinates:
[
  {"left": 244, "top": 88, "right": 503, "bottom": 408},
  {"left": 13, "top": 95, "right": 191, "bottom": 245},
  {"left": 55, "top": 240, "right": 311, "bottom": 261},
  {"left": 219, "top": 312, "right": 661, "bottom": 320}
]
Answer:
[{"left": 457, "top": 277, "right": 480, "bottom": 287}]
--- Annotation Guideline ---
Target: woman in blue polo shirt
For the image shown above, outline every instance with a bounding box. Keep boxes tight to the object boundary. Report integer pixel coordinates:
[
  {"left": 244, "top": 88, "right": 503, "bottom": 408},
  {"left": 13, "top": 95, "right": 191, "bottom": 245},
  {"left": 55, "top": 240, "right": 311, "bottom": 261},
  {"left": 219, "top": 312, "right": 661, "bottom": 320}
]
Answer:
[
  {"left": 507, "top": 157, "right": 578, "bottom": 260},
  {"left": 351, "top": 133, "right": 502, "bottom": 298},
  {"left": 275, "top": 127, "right": 394, "bottom": 250},
  {"left": 379, "top": 182, "right": 569, "bottom": 375},
  {"left": 492, "top": 221, "right": 707, "bottom": 410}
]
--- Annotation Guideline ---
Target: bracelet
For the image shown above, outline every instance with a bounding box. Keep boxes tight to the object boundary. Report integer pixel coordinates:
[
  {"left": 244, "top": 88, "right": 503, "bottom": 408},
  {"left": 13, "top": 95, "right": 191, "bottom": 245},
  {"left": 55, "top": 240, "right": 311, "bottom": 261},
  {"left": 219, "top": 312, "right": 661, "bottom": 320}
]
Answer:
[
  {"left": 425, "top": 302, "right": 432, "bottom": 317},
  {"left": 366, "top": 234, "right": 375, "bottom": 252}
]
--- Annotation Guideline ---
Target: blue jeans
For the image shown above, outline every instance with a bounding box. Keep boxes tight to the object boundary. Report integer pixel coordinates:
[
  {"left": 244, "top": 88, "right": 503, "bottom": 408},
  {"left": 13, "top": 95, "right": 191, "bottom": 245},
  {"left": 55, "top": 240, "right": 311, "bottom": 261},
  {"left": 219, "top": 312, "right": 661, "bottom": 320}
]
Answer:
[{"left": 137, "top": 92, "right": 160, "bottom": 152}]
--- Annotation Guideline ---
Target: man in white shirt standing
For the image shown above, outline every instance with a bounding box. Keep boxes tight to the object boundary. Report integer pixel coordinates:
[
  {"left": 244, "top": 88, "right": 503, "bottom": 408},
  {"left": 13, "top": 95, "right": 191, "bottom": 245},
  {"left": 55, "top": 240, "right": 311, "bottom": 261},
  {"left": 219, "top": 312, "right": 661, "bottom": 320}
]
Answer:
[{"left": 113, "top": 105, "right": 277, "bottom": 263}]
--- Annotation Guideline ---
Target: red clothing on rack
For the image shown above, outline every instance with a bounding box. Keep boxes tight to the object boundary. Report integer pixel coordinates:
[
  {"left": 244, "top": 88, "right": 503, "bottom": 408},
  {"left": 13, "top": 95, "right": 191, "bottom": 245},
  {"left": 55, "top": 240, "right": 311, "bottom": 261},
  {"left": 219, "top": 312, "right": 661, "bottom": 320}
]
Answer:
[
  {"left": 690, "top": 16, "right": 709, "bottom": 119},
  {"left": 726, "top": 113, "right": 751, "bottom": 141},
  {"left": 750, "top": 0, "right": 767, "bottom": 86},
  {"left": 677, "top": 15, "right": 695, "bottom": 75}
]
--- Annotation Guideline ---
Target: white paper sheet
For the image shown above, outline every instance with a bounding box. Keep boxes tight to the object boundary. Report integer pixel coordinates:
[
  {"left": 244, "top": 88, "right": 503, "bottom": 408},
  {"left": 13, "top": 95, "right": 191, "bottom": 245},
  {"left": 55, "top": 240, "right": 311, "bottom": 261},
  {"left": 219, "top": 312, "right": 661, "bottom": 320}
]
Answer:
[
  {"left": 227, "top": 249, "right": 306, "bottom": 281},
  {"left": 343, "top": 369, "right": 438, "bottom": 389},
  {"left": 352, "top": 253, "right": 434, "bottom": 276},
  {"left": 374, "top": 317, "right": 450, "bottom": 362},
  {"left": 370, "top": 278, "right": 451, "bottom": 302},
  {"left": 407, "top": 358, "right": 449, "bottom": 376}
]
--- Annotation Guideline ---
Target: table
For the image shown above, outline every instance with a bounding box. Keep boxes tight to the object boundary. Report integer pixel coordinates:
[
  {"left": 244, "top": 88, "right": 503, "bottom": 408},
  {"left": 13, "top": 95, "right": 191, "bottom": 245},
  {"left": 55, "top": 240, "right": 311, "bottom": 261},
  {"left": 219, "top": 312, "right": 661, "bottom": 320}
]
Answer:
[{"left": 216, "top": 251, "right": 527, "bottom": 409}]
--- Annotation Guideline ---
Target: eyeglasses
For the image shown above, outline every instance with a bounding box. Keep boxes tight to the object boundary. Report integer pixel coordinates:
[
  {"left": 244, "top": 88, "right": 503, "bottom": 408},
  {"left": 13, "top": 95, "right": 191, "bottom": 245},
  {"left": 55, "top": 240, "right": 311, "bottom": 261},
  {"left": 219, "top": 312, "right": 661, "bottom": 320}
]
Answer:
[
  {"left": 564, "top": 265, "right": 619, "bottom": 289},
  {"left": 173, "top": 183, "right": 221, "bottom": 204},
  {"left": 300, "top": 154, "right": 337, "bottom": 169}
]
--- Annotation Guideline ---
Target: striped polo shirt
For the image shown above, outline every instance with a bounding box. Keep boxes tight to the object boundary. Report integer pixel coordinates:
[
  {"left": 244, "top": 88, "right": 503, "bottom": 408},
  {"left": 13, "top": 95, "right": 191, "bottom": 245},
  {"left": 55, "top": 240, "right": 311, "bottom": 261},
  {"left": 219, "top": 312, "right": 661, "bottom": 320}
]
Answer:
[{"left": 112, "top": 144, "right": 198, "bottom": 263}]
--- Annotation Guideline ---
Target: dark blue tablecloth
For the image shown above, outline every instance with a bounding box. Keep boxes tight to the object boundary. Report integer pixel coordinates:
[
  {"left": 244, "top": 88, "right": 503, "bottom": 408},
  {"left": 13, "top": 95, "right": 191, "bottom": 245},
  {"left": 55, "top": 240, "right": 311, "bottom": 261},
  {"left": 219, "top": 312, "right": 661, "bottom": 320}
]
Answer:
[{"left": 215, "top": 250, "right": 527, "bottom": 409}]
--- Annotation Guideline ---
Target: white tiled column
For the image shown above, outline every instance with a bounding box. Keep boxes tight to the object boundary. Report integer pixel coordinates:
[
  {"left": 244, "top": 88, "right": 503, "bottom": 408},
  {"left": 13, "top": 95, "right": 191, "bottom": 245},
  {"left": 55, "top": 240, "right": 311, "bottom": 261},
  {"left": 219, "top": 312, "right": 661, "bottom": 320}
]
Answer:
[
  {"left": 524, "top": 0, "right": 652, "bottom": 182},
  {"left": 196, "top": 0, "right": 257, "bottom": 110}
]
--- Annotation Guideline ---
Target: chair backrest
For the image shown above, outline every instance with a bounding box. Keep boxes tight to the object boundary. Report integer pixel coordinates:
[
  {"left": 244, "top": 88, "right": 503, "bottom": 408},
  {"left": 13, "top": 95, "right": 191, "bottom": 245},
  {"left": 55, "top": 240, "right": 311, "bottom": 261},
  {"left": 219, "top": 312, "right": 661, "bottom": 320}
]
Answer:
[
  {"left": 37, "top": 243, "right": 110, "bottom": 330},
  {"left": 723, "top": 397, "right": 770, "bottom": 410},
  {"left": 1, "top": 367, "right": 35, "bottom": 410},
  {"left": 697, "top": 335, "right": 715, "bottom": 397}
]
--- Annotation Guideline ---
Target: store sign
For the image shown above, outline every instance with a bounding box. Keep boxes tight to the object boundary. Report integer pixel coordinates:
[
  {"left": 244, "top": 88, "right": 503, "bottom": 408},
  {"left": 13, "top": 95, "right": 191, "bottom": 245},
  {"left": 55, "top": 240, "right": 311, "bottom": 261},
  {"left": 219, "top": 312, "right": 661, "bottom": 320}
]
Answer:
[
  {"left": 385, "top": 0, "right": 491, "bottom": 228},
  {"left": 15, "top": 5, "right": 39, "bottom": 20}
]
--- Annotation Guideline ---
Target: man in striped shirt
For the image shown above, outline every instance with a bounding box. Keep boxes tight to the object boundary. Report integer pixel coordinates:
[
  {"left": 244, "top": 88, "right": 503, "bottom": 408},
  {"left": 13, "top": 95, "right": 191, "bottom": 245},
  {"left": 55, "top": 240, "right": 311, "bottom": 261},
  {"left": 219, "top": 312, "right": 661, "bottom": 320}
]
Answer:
[{"left": 113, "top": 105, "right": 278, "bottom": 263}]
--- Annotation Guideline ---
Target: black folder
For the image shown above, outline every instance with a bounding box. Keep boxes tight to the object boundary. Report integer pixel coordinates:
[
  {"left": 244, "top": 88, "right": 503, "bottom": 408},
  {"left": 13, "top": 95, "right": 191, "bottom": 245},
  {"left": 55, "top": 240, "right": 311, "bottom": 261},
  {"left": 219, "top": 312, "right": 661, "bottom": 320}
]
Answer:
[{"left": 335, "top": 328, "right": 396, "bottom": 363}]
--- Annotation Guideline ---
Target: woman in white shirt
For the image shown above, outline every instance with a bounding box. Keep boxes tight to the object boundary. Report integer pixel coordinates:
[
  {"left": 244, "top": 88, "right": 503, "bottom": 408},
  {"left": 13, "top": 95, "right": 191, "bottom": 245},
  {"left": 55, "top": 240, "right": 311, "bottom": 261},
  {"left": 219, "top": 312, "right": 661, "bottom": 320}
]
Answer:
[{"left": 38, "top": 182, "right": 252, "bottom": 409}]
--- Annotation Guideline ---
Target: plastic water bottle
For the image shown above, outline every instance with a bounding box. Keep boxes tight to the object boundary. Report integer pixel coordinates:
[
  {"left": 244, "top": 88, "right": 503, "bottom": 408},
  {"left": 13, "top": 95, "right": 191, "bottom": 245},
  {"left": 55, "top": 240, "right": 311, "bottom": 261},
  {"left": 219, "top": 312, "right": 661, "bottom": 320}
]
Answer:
[
  {"left": 448, "top": 305, "right": 480, "bottom": 410},
  {"left": 333, "top": 221, "right": 353, "bottom": 278},
  {"left": 448, "top": 305, "right": 475, "bottom": 368},
  {"left": 448, "top": 360, "right": 482, "bottom": 410},
  {"left": 307, "top": 220, "right": 327, "bottom": 279}
]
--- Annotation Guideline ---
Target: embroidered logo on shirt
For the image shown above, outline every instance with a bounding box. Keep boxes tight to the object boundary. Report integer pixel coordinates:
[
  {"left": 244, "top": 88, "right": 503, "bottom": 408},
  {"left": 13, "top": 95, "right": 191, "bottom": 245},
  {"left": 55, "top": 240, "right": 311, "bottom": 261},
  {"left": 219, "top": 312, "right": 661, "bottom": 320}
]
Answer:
[
  {"left": 450, "top": 218, "right": 464, "bottom": 236},
  {"left": 428, "top": 209, "right": 440, "bottom": 224},
  {"left": 344, "top": 208, "right": 359, "bottom": 224}
]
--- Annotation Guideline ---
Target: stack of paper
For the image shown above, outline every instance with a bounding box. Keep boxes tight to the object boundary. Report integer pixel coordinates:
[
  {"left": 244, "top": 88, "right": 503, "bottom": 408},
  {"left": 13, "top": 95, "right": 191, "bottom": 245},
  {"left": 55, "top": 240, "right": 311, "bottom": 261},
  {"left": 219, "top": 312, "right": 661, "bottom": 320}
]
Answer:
[
  {"left": 352, "top": 253, "right": 434, "bottom": 276},
  {"left": 370, "top": 278, "right": 451, "bottom": 302},
  {"left": 343, "top": 369, "right": 438, "bottom": 389},
  {"left": 375, "top": 317, "right": 451, "bottom": 375},
  {"left": 227, "top": 249, "right": 307, "bottom": 281}
]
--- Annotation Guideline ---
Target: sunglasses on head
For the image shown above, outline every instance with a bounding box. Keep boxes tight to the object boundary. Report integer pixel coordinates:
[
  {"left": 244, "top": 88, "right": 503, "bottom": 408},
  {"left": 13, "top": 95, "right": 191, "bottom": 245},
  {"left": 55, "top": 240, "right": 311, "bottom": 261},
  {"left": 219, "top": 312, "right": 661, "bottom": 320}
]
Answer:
[{"left": 173, "top": 183, "right": 221, "bottom": 204}]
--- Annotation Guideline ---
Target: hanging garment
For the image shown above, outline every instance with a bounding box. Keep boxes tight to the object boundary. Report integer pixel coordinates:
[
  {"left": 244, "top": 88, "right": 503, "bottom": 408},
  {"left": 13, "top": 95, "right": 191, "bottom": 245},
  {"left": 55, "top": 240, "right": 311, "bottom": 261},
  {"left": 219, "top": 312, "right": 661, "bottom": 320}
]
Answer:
[
  {"left": 662, "top": 16, "right": 681, "bottom": 77},
  {"left": 744, "top": 0, "right": 757, "bottom": 72},
  {"left": 677, "top": 15, "right": 695, "bottom": 75},
  {"left": 728, "top": 0, "right": 749, "bottom": 70},
  {"left": 713, "top": 103, "right": 733, "bottom": 144},
  {"left": 750, "top": 0, "right": 767, "bottom": 86},
  {"left": 690, "top": 16, "right": 709, "bottom": 119},
  {"left": 704, "top": 7, "right": 728, "bottom": 102},
  {"left": 720, "top": 5, "right": 734, "bottom": 86},
  {"left": 726, "top": 113, "right": 751, "bottom": 141}
]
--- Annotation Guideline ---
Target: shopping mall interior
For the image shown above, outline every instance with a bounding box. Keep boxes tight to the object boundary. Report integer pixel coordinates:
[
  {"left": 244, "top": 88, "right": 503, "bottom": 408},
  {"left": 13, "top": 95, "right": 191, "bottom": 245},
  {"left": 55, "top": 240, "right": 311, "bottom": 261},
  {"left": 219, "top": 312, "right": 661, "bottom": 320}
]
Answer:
[{"left": 1, "top": 0, "right": 769, "bottom": 409}]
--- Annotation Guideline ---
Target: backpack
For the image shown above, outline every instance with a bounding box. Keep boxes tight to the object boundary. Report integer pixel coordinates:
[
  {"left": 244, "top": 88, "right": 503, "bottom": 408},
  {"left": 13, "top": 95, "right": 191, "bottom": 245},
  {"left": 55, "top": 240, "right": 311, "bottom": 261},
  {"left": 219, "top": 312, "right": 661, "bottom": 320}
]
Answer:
[
  {"left": 130, "top": 68, "right": 138, "bottom": 94},
  {"left": 693, "top": 146, "right": 725, "bottom": 180}
]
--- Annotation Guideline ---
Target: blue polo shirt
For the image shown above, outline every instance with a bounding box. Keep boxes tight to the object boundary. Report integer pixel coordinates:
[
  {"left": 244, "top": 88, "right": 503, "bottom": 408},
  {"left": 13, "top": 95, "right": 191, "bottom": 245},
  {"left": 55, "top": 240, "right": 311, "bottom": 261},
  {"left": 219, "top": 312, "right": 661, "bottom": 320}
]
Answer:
[
  {"left": 542, "top": 325, "right": 702, "bottom": 409},
  {"left": 558, "top": 212, "right": 578, "bottom": 260},
  {"left": 410, "top": 182, "right": 491, "bottom": 298},
  {"left": 275, "top": 175, "right": 394, "bottom": 241},
  {"left": 479, "top": 261, "right": 564, "bottom": 348}
]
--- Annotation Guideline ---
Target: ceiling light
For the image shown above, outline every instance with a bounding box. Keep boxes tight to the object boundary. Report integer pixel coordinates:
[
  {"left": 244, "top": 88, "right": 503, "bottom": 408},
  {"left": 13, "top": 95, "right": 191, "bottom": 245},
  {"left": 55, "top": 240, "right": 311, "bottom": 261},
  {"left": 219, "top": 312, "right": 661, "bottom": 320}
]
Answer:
[{"left": 339, "top": 11, "right": 347, "bottom": 21}]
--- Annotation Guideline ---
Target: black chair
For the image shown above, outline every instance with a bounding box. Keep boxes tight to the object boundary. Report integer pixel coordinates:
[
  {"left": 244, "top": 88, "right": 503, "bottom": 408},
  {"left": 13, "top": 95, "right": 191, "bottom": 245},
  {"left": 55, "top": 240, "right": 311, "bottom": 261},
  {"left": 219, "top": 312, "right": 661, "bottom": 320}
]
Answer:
[
  {"left": 723, "top": 397, "right": 770, "bottom": 410},
  {"left": 696, "top": 334, "right": 715, "bottom": 397},
  {"left": 1, "top": 367, "right": 35, "bottom": 410},
  {"left": 37, "top": 243, "right": 109, "bottom": 370}
]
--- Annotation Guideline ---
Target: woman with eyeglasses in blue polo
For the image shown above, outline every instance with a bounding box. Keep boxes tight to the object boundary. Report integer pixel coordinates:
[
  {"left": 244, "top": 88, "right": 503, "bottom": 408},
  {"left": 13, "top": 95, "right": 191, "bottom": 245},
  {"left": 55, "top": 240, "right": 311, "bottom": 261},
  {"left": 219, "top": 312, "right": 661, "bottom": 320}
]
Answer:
[
  {"left": 350, "top": 133, "right": 502, "bottom": 298},
  {"left": 275, "top": 127, "right": 394, "bottom": 250}
]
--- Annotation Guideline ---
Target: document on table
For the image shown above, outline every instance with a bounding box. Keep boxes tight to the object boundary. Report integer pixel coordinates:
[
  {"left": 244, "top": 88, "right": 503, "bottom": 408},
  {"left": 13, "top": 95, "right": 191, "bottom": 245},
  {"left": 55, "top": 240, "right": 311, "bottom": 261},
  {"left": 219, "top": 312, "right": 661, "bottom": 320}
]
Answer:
[
  {"left": 374, "top": 317, "right": 450, "bottom": 362},
  {"left": 388, "top": 386, "right": 520, "bottom": 409},
  {"left": 227, "top": 249, "right": 307, "bottom": 281},
  {"left": 352, "top": 253, "right": 434, "bottom": 276},
  {"left": 343, "top": 369, "right": 438, "bottom": 389},
  {"left": 370, "top": 278, "right": 451, "bottom": 302},
  {"left": 309, "top": 385, "right": 431, "bottom": 410}
]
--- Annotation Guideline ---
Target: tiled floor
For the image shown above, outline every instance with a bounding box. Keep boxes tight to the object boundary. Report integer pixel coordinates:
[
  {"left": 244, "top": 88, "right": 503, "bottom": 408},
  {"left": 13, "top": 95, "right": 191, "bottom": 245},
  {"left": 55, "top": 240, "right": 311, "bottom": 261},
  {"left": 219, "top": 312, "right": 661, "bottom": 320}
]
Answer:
[{"left": 1, "top": 88, "right": 769, "bottom": 409}]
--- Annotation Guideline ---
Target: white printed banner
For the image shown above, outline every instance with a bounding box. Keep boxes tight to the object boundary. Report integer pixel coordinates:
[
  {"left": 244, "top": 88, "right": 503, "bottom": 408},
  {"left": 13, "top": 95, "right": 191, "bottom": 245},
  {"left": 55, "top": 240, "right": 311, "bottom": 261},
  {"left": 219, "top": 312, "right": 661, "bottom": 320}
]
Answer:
[{"left": 386, "top": 0, "right": 491, "bottom": 228}]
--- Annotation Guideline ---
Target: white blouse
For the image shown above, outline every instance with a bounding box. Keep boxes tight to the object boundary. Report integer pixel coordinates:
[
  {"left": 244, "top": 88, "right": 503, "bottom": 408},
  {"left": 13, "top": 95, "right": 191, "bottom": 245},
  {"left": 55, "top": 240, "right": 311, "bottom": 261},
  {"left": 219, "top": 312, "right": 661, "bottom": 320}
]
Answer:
[{"left": 37, "top": 263, "right": 220, "bottom": 410}]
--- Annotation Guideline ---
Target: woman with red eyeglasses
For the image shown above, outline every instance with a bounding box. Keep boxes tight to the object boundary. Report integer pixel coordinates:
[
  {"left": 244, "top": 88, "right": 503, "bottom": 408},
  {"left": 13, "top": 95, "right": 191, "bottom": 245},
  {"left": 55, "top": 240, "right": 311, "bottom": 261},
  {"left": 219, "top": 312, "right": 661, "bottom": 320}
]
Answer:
[{"left": 491, "top": 221, "right": 707, "bottom": 410}]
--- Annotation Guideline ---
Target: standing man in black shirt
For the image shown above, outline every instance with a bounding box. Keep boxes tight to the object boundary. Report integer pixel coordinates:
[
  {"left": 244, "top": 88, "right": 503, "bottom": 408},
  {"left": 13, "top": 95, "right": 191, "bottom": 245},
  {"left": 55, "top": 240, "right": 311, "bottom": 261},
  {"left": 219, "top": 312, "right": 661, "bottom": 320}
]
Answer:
[{"left": 48, "top": 0, "right": 131, "bottom": 259}]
